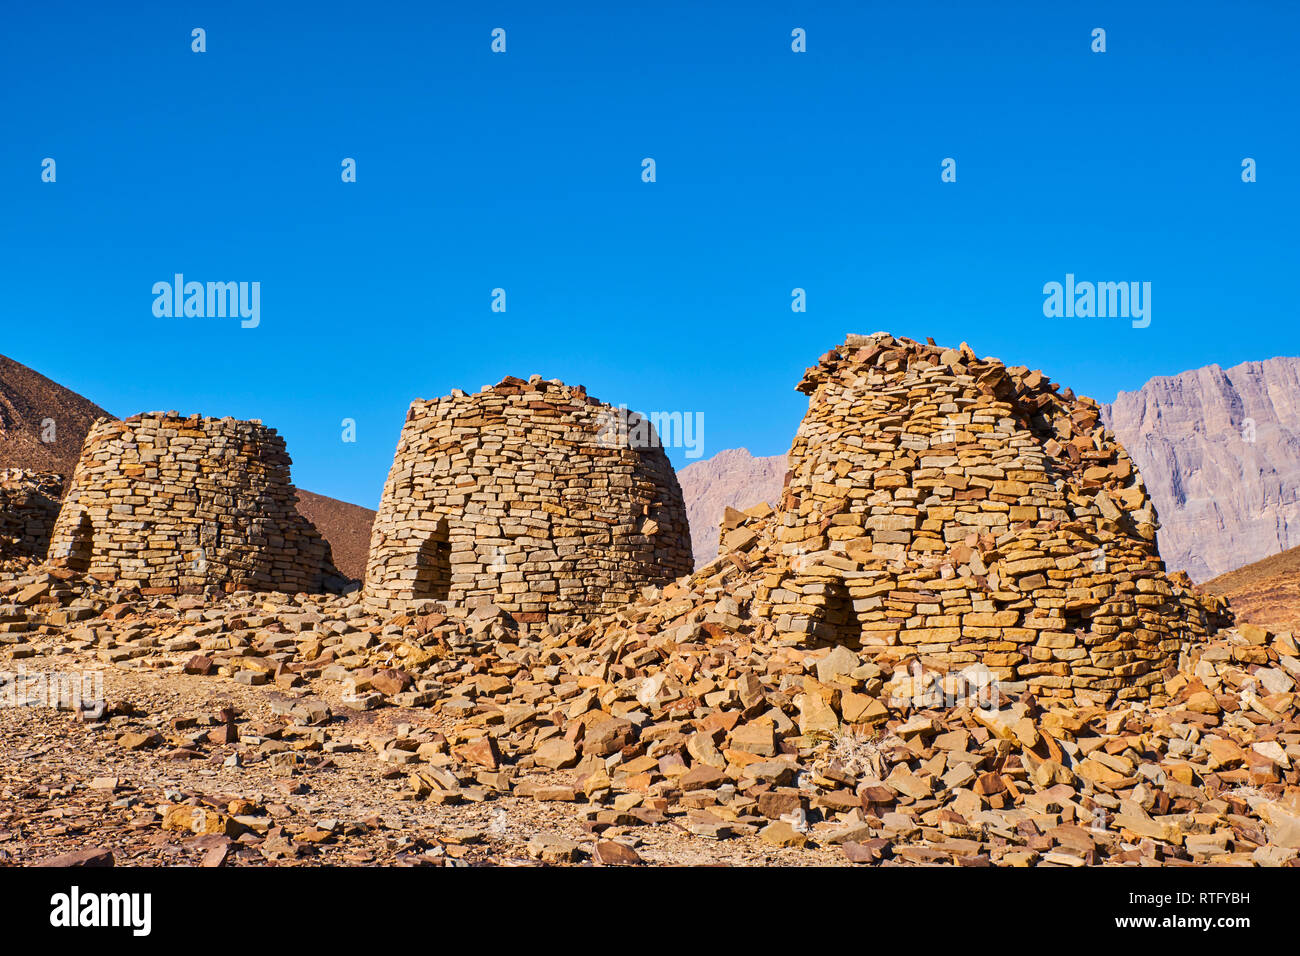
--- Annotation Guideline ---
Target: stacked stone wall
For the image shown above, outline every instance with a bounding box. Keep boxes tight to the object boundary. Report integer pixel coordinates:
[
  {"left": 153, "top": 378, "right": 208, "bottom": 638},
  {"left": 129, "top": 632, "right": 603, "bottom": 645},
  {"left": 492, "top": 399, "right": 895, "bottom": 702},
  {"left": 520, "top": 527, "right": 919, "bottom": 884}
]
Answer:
[{"left": 364, "top": 375, "right": 693, "bottom": 625}]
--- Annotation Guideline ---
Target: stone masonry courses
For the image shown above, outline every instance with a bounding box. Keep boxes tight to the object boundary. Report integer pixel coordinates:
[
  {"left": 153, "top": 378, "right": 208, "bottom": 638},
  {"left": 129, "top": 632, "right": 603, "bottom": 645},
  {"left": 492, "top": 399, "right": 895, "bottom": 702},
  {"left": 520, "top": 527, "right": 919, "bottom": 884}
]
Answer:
[
  {"left": 45, "top": 413, "right": 345, "bottom": 595},
  {"left": 363, "top": 375, "right": 694, "bottom": 626}
]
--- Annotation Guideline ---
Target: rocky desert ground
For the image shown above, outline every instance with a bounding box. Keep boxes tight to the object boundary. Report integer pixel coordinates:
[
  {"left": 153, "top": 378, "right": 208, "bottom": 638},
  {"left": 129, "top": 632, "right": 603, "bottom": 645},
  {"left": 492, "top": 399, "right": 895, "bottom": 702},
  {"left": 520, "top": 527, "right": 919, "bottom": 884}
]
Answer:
[
  {"left": 3, "top": 554, "right": 1300, "bottom": 869},
  {"left": 3, "top": 333, "right": 1300, "bottom": 870}
]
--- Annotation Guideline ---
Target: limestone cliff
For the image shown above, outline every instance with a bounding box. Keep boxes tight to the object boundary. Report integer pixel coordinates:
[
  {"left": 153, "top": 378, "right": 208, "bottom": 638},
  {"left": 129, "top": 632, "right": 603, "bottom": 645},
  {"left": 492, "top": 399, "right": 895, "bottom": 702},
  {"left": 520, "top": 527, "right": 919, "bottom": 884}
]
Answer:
[{"left": 1102, "top": 356, "right": 1300, "bottom": 581}]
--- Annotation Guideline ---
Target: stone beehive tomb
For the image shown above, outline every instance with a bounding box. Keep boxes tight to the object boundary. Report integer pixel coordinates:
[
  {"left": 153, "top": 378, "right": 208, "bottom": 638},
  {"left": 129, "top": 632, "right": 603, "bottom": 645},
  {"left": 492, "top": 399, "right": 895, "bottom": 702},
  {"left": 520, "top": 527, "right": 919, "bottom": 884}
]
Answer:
[
  {"left": 364, "top": 375, "right": 693, "bottom": 624},
  {"left": 0, "top": 469, "right": 64, "bottom": 561},
  {"left": 47, "top": 413, "right": 343, "bottom": 594},
  {"left": 730, "top": 333, "right": 1227, "bottom": 705}
]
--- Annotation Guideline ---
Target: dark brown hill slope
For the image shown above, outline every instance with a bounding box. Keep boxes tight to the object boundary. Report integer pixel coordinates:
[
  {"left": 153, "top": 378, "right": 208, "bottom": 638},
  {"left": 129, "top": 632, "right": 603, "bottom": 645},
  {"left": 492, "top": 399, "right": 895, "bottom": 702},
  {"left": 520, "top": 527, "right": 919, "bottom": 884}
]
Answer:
[
  {"left": 294, "top": 490, "right": 375, "bottom": 582},
  {"left": 0, "top": 354, "right": 110, "bottom": 474}
]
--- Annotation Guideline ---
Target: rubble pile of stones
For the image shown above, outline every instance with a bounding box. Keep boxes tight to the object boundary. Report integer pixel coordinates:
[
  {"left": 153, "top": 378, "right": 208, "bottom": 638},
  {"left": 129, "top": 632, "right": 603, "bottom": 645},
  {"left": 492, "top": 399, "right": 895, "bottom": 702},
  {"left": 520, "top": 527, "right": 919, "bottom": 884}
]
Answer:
[
  {"left": 746, "top": 333, "right": 1228, "bottom": 705},
  {"left": 3, "top": 559, "right": 1298, "bottom": 866},
  {"left": 0, "top": 470, "right": 63, "bottom": 565}
]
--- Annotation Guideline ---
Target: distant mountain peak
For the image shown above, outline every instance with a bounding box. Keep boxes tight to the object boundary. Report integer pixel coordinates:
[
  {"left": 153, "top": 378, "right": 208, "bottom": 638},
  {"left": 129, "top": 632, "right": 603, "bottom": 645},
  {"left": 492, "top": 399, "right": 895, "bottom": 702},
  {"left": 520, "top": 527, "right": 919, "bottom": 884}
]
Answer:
[{"left": 677, "top": 447, "right": 786, "bottom": 566}]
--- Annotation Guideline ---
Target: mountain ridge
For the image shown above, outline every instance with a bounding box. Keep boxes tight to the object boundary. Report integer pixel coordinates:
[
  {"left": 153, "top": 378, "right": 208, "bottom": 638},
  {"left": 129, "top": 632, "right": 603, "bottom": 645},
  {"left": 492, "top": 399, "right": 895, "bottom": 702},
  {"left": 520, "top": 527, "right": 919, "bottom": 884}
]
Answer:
[
  {"left": 676, "top": 446, "right": 787, "bottom": 565},
  {"left": 1101, "top": 354, "right": 1300, "bottom": 581}
]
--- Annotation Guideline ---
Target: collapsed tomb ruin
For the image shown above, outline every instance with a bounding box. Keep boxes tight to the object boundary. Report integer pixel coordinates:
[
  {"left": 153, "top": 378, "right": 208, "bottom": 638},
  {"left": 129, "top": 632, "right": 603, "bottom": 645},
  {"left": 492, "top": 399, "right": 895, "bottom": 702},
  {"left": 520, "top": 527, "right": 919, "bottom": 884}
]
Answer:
[
  {"left": 46, "top": 413, "right": 344, "bottom": 594},
  {"left": 363, "top": 375, "right": 693, "bottom": 624},
  {"left": 0, "top": 469, "right": 64, "bottom": 562},
  {"left": 716, "top": 333, "right": 1228, "bottom": 705}
]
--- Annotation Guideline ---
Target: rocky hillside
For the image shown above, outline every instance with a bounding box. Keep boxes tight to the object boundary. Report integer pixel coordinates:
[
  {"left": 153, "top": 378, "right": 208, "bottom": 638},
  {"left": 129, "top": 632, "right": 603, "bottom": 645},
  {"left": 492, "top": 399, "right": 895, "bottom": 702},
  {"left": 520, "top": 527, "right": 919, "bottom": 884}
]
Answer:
[
  {"left": 1101, "top": 356, "right": 1300, "bottom": 581},
  {"left": 0, "top": 353, "right": 373, "bottom": 580},
  {"left": 294, "top": 492, "right": 376, "bottom": 583},
  {"left": 676, "top": 447, "right": 785, "bottom": 565},
  {"left": 1202, "top": 543, "right": 1300, "bottom": 634}
]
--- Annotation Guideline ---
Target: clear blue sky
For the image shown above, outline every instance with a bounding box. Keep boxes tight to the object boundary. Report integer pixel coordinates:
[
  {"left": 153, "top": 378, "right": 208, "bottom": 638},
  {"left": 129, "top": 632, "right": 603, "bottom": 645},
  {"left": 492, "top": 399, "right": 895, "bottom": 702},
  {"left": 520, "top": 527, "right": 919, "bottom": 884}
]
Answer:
[{"left": 3, "top": 1, "right": 1297, "bottom": 508}]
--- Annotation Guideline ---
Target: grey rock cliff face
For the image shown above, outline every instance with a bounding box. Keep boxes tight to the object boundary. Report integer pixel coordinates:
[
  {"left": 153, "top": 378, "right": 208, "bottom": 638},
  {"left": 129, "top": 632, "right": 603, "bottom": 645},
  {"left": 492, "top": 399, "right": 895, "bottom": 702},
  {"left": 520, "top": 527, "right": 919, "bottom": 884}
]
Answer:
[
  {"left": 1101, "top": 356, "right": 1300, "bottom": 581},
  {"left": 677, "top": 447, "right": 786, "bottom": 566}
]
